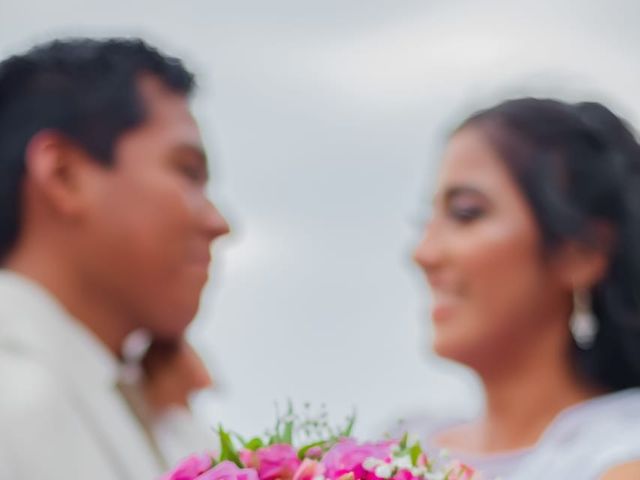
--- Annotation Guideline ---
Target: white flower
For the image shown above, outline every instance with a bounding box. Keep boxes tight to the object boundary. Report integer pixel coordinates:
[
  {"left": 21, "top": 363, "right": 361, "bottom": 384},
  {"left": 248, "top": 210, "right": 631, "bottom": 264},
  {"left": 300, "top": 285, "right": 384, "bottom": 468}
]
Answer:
[
  {"left": 312, "top": 476, "right": 326, "bottom": 480},
  {"left": 392, "top": 455, "right": 413, "bottom": 470},
  {"left": 425, "top": 473, "right": 445, "bottom": 480},
  {"left": 363, "top": 458, "right": 382, "bottom": 472},
  {"left": 374, "top": 464, "right": 394, "bottom": 479},
  {"left": 410, "top": 467, "right": 427, "bottom": 477}
]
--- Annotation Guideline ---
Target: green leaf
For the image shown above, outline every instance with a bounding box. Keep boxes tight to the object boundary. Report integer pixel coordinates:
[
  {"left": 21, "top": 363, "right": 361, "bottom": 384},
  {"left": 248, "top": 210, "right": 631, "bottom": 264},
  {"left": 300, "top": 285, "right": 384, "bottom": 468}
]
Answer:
[
  {"left": 273, "top": 415, "right": 282, "bottom": 444},
  {"left": 233, "top": 432, "right": 248, "bottom": 446},
  {"left": 218, "top": 425, "right": 243, "bottom": 467},
  {"left": 409, "top": 442, "right": 422, "bottom": 466},
  {"left": 398, "top": 432, "right": 409, "bottom": 450},
  {"left": 245, "top": 437, "right": 265, "bottom": 452},
  {"left": 282, "top": 420, "right": 294, "bottom": 445},
  {"left": 297, "top": 440, "right": 326, "bottom": 460},
  {"left": 340, "top": 412, "right": 356, "bottom": 438}
]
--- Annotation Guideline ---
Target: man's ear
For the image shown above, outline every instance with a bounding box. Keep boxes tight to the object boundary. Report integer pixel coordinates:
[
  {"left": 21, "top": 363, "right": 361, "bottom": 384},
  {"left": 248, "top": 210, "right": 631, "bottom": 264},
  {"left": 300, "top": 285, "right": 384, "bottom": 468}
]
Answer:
[
  {"left": 553, "top": 224, "right": 614, "bottom": 291},
  {"left": 24, "top": 130, "right": 92, "bottom": 218}
]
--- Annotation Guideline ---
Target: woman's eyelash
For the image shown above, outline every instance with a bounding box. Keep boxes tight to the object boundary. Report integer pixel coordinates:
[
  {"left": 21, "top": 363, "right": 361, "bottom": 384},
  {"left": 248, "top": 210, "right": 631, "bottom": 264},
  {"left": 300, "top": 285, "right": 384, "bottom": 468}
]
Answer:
[{"left": 449, "top": 204, "right": 485, "bottom": 221}]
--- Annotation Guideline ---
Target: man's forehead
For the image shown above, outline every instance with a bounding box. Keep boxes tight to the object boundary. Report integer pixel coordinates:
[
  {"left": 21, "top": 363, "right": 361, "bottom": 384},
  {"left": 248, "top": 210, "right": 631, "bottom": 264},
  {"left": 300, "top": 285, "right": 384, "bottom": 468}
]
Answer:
[
  {"left": 134, "top": 74, "right": 202, "bottom": 142},
  {"left": 137, "top": 73, "right": 184, "bottom": 100},
  {"left": 137, "top": 74, "right": 194, "bottom": 120}
]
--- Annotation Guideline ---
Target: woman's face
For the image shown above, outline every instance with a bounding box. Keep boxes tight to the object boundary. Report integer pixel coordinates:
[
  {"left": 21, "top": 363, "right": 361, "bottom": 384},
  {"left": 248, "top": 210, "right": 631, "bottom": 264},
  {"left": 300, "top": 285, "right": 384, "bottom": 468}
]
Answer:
[{"left": 414, "top": 126, "right": 568, "bottom": 368}]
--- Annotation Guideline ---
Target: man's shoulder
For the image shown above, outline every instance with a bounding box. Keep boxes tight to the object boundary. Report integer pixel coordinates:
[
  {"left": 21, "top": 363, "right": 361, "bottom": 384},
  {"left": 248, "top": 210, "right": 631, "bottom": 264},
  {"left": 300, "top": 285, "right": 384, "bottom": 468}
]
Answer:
[
  {"left": 0, "top": 349, "right": 122, "bottom": 477},
  {"left": 0, "top": 348, "right": 74, "bottom": 421},
  {"left": 0, "top": 348, "right": 101, "bottom": 449}
]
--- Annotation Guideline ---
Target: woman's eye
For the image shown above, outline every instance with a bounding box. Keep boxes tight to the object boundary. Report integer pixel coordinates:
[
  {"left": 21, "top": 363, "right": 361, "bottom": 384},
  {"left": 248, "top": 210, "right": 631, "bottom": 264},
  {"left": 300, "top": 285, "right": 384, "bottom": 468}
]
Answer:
[{"left": 448, "top": 202, "right": 486, "bottom": 223}]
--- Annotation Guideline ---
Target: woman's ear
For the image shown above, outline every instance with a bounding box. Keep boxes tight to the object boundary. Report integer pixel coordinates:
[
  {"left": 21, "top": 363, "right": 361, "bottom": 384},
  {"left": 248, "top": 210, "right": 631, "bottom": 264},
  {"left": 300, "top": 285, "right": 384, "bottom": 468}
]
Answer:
[{"left": 553, "top": 223, "right": 615, "bottom": 290}]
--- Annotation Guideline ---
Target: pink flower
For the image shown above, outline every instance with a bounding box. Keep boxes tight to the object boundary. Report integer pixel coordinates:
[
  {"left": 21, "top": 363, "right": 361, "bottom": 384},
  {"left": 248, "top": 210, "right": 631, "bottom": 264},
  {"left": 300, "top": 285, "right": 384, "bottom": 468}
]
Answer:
[
  {"left": 445, "top": 462, "right": 477, "bottom": 480},
  {"left": 160, "top": 453, "right": 214, "bottom": 480},
  {"left": 240, "top": 450, "right": 258, "bottom": 468},
  {"left": 303, "top": 447, "right": 324, "bottom": 460},
  {"left": 195, "top": 461, "right": 259, "bottom": 480},
  {"left": 322, "top": 440, "right": 394, "bottom": 480},
  {"left": 254, "top": 444, "right": 302, "bottom": 480},
  {"left": 393, "top": 470, "right": 417, "bottom": 480},
  {"left": 293, "top": 459, "right": 326, "bottom": 480}
]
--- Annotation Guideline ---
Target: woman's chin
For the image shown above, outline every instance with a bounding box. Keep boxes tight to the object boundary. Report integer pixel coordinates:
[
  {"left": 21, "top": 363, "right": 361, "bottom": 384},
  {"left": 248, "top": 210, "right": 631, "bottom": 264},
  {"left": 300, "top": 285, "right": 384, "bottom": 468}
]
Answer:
[{"left": 432, "top": 335, "right": 477, "bottom": 366}]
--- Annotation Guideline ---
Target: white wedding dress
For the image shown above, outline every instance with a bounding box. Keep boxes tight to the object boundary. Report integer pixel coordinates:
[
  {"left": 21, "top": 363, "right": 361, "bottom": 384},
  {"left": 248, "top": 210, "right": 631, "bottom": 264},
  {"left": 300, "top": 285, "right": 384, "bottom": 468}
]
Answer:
[{"left": 402, "top": 389, "right": 640, "bottom": 479}]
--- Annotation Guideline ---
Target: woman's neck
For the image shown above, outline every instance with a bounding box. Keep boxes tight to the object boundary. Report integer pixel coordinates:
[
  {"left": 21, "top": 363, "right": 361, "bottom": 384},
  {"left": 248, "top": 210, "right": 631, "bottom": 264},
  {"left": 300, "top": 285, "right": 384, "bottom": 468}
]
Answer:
[
  {"left": 477, "top": 351, "right": 601, "bottom": 453},
  {"left": 439, "top": 325, "right": 605, "bottom": 455}
]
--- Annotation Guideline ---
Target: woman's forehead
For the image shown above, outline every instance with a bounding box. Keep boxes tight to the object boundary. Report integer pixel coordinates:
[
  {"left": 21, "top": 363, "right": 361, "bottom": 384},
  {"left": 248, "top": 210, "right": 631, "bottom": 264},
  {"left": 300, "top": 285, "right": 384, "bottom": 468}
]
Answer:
[{"left": 437, "top": 128, "right": 514, "bottom": 191}]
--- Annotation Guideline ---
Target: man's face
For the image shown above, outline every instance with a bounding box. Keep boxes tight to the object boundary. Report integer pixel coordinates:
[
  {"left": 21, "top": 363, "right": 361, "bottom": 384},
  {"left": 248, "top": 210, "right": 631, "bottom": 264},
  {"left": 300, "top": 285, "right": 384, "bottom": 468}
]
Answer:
[{"left": 80, "top": 75, "right": 229, "bottom": 339}]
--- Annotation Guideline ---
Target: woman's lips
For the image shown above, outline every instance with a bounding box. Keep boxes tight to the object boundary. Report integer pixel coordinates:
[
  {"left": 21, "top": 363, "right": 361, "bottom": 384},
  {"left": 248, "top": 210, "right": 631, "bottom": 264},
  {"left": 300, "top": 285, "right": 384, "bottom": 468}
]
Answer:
[{"left": 430, "top": 289, "right": 461, "bottom": 322}]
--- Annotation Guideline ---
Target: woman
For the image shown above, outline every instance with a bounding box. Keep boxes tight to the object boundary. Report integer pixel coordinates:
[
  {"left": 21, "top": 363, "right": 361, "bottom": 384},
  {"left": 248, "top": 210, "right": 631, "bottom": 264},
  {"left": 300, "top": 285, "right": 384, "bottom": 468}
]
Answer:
[{"left": 412, "top": 98, "right": 640, "bottom": 479}]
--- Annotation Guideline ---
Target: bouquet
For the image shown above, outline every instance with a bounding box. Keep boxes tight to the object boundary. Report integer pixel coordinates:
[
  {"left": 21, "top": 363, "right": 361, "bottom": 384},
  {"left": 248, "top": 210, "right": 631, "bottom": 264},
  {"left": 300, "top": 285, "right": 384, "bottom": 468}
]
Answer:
[{"left": 161, "top": 403, "right": 478, "bottom": 480}]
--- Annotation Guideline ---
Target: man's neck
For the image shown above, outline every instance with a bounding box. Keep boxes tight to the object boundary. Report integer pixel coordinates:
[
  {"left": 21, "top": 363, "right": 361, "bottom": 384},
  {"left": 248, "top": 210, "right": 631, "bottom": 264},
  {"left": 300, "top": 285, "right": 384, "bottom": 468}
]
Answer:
[{"left": 5, "top": 247, "right": 134, "bottom": 357}]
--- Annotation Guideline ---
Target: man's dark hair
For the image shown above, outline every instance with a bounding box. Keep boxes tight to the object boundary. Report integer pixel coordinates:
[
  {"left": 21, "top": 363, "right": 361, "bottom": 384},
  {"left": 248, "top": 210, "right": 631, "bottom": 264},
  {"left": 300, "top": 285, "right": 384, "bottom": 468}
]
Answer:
[{"left": 0, "top": 37, "right": 196, "bottom": 260}]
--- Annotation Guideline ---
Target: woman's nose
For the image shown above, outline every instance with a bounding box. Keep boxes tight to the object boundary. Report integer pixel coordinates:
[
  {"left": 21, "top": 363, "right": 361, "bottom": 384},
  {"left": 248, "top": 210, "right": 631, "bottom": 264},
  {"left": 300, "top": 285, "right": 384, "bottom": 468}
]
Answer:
[{"left": 413, "top": 222, "right": 443, "bottom": 272}]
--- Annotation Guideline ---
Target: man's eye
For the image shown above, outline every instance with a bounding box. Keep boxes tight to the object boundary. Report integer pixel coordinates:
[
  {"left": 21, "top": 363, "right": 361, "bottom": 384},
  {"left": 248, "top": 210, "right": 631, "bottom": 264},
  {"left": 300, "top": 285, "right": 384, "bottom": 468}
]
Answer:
[{"left": 178, "top": 163, "right": 205, "bottom": 182}]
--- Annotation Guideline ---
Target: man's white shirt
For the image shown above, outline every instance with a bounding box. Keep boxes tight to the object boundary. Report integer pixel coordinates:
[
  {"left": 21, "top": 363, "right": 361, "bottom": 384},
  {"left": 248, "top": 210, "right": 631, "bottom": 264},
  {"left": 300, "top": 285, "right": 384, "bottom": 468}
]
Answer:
[{"left": 0, "top": 271, "right": 214, "bottom": 479}]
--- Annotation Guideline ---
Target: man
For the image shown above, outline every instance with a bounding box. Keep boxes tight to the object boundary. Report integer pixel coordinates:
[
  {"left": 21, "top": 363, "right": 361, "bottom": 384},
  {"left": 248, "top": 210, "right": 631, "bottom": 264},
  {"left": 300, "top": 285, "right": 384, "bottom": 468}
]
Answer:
[{"left": 0, "top": 38, "right": 229, "bottom": 478}]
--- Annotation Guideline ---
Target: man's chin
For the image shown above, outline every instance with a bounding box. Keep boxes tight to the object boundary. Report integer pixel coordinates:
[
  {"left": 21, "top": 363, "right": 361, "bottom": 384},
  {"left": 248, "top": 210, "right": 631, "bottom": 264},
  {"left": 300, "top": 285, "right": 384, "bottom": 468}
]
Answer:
[{"left": 147, "top": 316, "right": 194, "bottom": 342}]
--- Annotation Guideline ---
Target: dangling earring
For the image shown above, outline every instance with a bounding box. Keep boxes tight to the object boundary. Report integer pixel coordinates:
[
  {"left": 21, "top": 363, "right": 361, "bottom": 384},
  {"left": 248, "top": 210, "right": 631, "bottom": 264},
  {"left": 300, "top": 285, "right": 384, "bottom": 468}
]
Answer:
[{"left": 570, "top": 289, "right": 598, "bottom": 349}]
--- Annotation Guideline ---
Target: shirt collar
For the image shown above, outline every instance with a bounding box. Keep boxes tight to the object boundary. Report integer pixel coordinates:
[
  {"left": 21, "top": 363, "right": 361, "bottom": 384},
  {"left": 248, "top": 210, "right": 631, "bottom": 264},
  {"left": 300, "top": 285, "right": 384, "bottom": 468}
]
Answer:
[{"left": 0, "top": 270, "right": 120, "bottom": 388}]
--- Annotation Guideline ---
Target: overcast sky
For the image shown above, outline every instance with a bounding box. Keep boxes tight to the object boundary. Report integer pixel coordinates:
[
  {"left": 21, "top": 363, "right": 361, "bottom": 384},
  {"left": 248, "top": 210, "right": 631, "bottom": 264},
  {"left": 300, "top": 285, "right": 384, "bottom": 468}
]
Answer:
[{"left": 2, "top": 0, "right": 639, "bottom": 436}]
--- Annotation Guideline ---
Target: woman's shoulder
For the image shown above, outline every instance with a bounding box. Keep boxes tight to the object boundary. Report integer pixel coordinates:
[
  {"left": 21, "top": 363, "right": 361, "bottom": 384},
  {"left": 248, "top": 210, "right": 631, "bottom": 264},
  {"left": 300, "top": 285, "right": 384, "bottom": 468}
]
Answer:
[
  {"left": 545, "top": 388, "right": 640, "bottom": 437},
  {"left": 386, "top": 408, "right": 474, "bottom": 448},
  {"left": 518, "top": 389, "right": 640, "bottom": 479}
]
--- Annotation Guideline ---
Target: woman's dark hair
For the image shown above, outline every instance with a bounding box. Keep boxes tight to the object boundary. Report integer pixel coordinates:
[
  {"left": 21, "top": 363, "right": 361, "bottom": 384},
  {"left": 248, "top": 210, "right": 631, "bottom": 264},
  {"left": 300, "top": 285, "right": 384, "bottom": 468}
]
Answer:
[
  {"left": 0, "top": 37, "right": 195, "bottom": 261},
  {"left": 457, "top": 97, "right": 640, "bottom": 391}
]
